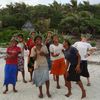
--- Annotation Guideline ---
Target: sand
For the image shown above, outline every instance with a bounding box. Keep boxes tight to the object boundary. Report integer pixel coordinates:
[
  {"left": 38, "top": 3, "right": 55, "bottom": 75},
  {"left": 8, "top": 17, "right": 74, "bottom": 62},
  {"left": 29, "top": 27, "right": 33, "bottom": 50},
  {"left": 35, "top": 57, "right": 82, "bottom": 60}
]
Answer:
[{"left": 0, "top": 49, "right": 100, "bottom": 100}]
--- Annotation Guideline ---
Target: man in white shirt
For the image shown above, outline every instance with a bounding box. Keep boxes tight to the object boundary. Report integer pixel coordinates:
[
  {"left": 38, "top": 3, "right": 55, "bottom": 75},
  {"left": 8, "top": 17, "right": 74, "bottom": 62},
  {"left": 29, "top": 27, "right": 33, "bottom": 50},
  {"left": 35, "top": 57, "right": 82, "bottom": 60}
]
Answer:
[{"left": 73, "top": 36, "right": 96, "bottom": 86}]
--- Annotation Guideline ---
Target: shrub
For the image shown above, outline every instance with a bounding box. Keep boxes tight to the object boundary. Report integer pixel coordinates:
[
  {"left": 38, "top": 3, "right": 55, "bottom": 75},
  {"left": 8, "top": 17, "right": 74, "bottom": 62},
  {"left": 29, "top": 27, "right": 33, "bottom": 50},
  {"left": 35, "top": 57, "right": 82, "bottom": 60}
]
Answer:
[{"left": 90, "top": 40, "right": 96, "bottom": 47}]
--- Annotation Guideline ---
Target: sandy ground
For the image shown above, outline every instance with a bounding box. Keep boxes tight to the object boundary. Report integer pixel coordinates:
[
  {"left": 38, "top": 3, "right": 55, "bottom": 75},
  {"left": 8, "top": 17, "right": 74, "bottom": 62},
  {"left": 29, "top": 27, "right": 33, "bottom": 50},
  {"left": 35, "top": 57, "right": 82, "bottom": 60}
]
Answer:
[{"left": 0, "top": 49, "right": 100, "bottom": 100}]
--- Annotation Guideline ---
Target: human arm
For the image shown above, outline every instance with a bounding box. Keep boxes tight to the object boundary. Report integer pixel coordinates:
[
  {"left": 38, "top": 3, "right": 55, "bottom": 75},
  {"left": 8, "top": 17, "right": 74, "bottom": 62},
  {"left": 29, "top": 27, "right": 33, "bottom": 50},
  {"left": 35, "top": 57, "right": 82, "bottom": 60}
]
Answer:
[
  {"left": 75, "top": 52, "right": 81, "bottom": 73},
  {"left": 65, "top": 59, "right": 70, "bottom": 77}
]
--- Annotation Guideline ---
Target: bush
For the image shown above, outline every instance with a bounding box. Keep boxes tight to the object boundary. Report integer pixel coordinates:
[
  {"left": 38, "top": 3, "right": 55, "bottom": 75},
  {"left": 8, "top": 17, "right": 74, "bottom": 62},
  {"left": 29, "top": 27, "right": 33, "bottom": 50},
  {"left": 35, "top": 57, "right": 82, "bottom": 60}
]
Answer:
[{"left": 90, "top": 40, "right": 96, "bottom": 47}]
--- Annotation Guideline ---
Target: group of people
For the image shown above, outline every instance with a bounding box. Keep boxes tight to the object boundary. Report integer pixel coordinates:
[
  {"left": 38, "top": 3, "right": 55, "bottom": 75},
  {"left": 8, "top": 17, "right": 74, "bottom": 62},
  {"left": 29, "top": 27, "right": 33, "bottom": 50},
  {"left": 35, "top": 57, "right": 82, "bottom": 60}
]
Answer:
[{"left": 3, "top": 31, "right": 96, "bottom": 99}]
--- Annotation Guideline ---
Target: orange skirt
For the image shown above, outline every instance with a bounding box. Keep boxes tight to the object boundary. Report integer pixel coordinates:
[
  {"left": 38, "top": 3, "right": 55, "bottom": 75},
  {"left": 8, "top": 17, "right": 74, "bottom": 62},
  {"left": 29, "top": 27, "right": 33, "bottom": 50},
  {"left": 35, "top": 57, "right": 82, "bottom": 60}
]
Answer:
[{"left": 50, "top": 58, "right": 66, "bottom": 75}]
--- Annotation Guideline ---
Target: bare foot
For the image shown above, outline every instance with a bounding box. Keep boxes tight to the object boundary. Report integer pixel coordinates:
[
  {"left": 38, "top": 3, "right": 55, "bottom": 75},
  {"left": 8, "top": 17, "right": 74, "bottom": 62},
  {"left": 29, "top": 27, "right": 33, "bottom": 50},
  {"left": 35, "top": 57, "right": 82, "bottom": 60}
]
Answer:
[
  {"left": 3, "top": 90, "right": 8, "bottom": 94},
  {"left": 38, "top": 94, "right": 43, "bottom": 98},
  {"left": 23, "top": 80, "right": 27, "bottom": 83},
  {"left": 65, "top": 92, "right": 72, "bottom": 97},
  {"left": 47, "top": 92, "right": 51, "bottom": 98},
  {"left": 56, "top": 85, "right": 60, "bottom": 89},
  {"left": 13, "top": 89, "right": 18, "bottom": 93},
  {"left": 29, "top": 80, "right": 32, "bottom": 82},
  {"left": 81, "top": 90, "right": 86, "bottom": 99},
  {"left": 87, "top": 83, "right": 91, "bottom": 86}
]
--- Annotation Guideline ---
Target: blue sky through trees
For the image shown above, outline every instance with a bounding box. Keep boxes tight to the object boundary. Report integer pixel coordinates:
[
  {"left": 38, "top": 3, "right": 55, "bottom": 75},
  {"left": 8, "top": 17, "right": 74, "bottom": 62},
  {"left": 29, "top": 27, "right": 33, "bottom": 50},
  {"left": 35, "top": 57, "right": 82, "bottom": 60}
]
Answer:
[{"left": 0, "top": 0, "right": 100, "bottom": 7}]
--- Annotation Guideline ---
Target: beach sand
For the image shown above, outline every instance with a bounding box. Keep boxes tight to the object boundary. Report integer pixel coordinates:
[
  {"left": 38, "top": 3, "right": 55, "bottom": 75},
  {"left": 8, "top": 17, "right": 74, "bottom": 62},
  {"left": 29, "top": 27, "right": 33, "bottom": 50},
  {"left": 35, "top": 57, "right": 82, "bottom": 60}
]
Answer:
[{"left": 0, "top": 50, "right": 100, "bottom": 100}]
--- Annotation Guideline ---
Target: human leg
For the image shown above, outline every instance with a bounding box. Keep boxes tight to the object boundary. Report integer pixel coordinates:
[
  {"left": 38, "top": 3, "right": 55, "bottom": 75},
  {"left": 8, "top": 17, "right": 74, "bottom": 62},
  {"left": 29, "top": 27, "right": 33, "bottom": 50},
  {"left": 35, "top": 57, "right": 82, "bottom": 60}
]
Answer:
[
  {"left": 3, "top": 85, "right": 8, "bottom": 94},
  {"left": 38, "top": 86, "right": 43, "bottom": 98},
  {"left": 77, "top": 80, "right": 86, "bottom": 99},
  {"left": 45, "top": 80, "right": 51, "bottom": 97},
  {"left": 65, "top": 81, "right": 72, "bottom": 97}
]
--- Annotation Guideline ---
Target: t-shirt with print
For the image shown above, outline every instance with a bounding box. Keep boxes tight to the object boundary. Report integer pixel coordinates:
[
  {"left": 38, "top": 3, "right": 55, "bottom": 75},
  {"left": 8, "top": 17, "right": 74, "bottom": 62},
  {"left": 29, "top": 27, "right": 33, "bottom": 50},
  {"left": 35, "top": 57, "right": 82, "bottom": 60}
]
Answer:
[
  {"left": 49, "top": 43, "right": 64, "bottom": 61},
  {"left": 6, "top": 46, "right": 21, "bottom": 64}
]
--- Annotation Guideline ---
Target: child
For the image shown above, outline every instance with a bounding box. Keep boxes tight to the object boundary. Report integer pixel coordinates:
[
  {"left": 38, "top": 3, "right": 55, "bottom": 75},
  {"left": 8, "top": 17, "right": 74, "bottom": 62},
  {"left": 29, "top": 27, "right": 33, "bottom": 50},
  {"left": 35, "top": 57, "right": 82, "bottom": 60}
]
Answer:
[
  {"left": 30, "top": 36, "right": 51, "bottom": 98},
  {"left": 73, "top": 35, "right": 96, "bottom": 86},
  {"left": 26, "top": 32, "right": 35, "bottom": 82},
  {"left": 45, "top": 31, "right": 52, "bottom": 70},
  {"left": 3, "top": 39, "right": 21, "bottom": 94},
  {"left": 50, "top": 34, "right": 66, "bottom": 89},
  {"left": 17, "top": 34, "right": 27, "bottom": 83},
  {"left": 63, "top": 39, "right": 86, "bottom": 99}
]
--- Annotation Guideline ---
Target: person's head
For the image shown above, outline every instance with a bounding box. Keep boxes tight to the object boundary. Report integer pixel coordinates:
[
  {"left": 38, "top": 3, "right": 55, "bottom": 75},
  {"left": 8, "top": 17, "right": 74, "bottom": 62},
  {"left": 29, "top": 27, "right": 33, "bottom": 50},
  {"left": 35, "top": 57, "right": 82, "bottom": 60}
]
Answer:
[
  {"left": 17, "top": 34, "right": 24, "bottom": 42},
  {"left": 81, "top": 36, "right": 87, "bottom": 42},
  {"left": 34, "top": 36, "right": 42, "bottom": 45},
  {"left": 52, "top": 34, "right": 59, "bottom": 44},
  {"left": 30, "top": 31, "right": 35, "bottom": 36},
  {"left": 47, "top": 31, "right": 52, "bottom": 37},
  {"left": 63, "top": 39, "right": 71, "bottom": 49},
  {"left": 10, "top": 39, "right": 19, "bottom": 47}
]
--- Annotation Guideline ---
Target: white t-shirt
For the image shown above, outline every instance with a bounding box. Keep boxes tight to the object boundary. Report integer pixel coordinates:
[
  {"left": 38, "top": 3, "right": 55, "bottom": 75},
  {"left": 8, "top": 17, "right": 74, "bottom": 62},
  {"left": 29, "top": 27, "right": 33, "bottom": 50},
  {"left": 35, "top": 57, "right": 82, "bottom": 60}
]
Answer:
[
  {"left": 49, "top": 43, "right": 64, "bottom": 61},
  {"left": 30, "top": 45, "right": 48, "bottom": 69},
  {"left": 72, "top": 41, "right": 92, "bottom": 60},
  {"left": 17, "top": 42, "right": 24, "bottom": 57}
]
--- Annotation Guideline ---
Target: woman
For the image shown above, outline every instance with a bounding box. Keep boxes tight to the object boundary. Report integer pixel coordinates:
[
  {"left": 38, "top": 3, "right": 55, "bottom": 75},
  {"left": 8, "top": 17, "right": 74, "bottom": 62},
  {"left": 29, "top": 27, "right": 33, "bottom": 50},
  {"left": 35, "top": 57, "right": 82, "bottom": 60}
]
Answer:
[
  {"left": 3, "top": 39, "right": 21, "bottom": 94},
  {"left": 50, "top": 34, "right": 66, "bottom": 89},
  {"left": 30, "top": 36, "right": 51, "bottom": 98},
  {"left": 63, "top": 39, "right": 86, "bottom": 99},
  {"left": 45, "top": 31, "right": 52, "bottom": 70},
  {"left": 17, "top": 34, "right": 27, "bottom": 83},
  {"left": 26, "top": 32, "right": 35, "bottom": 82}
]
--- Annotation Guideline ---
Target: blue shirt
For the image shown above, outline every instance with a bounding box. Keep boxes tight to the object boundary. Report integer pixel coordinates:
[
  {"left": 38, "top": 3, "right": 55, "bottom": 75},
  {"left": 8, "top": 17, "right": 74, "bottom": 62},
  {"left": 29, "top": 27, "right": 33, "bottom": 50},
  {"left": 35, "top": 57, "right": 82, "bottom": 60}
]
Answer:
[{"left": 64, "top": 46, "right": 78, "bottom": 65}]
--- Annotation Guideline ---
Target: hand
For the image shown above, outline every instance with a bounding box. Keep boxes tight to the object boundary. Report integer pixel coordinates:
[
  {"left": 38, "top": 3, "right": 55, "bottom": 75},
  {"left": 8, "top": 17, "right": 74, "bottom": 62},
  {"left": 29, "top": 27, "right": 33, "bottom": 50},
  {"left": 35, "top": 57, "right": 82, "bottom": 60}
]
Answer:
[
  {"left": 55, "top": 53, "right": 60, "bottom": 56},
  {"left": 39, "top": 51, "right": 45, "bottom": 56},
  {"left": 75, "top": 65, "right": 80, "bottom": 73},
  {"left": 65, "top": 71, "right": 69, "bottom": 78}
]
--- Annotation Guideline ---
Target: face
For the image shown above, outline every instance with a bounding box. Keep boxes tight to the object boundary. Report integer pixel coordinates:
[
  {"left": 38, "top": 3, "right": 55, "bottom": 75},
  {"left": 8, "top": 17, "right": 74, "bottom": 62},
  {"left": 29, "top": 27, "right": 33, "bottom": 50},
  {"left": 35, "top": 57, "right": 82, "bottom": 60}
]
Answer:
[
  {"left": 18, "top": 36, "right": 23, "bottom": 42},
  {"left": 63, "top": 41, "right": 69, "bottom": 49},
  {"left": 11, "top": 41, "right": 18, "bottom": 47},
  {"left": 31, "top": 32, "right": 35, "bottom": 36},
  {"left": 35, "top": 37, "right": 42, "bottom": 45},
  {"left": 47, "top": 32, "right": 51, "bottom": 37},
  {"left": 53, "top": 35, "right": 59, "bottom": 43},
  {"left": 81, "top": 37, "right": 87, "bottom": 42}
]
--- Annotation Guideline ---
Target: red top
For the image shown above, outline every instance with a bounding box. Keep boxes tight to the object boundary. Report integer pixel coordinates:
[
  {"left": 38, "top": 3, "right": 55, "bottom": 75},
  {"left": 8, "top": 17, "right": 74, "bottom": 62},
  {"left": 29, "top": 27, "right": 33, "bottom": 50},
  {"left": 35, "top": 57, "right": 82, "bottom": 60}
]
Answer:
[
  {"left": 27, "top": 38, "right": 35, "bottom": 51},
  {"left": 6, "top": 46, "right": 21, "bottom": 64},
  {"left": 27, "top": 38, "right": 35, "bottom": 56}
]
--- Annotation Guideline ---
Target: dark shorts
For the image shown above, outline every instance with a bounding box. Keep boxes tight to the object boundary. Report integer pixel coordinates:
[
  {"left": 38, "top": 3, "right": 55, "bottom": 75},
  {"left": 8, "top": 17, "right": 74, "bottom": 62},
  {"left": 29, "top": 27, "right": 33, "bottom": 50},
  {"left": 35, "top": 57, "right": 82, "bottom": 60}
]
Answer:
[
  {"left": 80, "top": 61, "right": 89, "bottom": 78},
  {"left": 28, "top": 57, "right": 34, "bottom": 72},
  {"left": 67, "top": 65, "right": 80, "bottom": 82}
]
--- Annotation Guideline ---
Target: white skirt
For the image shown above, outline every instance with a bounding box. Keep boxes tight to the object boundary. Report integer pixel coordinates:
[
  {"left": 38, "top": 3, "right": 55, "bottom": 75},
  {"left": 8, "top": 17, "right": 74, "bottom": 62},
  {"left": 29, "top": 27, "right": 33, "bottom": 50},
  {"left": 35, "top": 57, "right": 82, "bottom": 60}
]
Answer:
[{"left": 32, "top": 66, "right": 49, "bottom": 87}]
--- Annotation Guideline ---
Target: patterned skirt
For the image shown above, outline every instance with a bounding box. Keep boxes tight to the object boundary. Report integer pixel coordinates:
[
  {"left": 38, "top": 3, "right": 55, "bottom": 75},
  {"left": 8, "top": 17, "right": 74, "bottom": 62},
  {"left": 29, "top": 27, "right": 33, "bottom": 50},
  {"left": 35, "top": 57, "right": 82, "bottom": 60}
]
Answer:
[{"left": 18, "top": 56, "right": 24, "bottom": 72}]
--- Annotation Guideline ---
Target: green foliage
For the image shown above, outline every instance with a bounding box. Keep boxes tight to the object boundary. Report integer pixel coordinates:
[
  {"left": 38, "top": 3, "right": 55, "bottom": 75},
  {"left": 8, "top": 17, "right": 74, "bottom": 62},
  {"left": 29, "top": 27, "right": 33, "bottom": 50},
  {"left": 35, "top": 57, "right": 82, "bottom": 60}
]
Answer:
[
  {"left": 81, "top": 33, "right": 92, "bottom": 39},
  {"left": 0, "top": 0, "right": 100, "bottom": 45},
  {"left": 90, "top": 40, "right": 96, "bottom": 47}
]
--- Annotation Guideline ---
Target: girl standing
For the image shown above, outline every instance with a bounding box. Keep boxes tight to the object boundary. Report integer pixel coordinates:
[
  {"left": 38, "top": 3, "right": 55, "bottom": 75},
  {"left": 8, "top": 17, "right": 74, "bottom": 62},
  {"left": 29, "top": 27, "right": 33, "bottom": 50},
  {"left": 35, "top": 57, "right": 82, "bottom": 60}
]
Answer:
[
  {"left": 17, "top": 34, "right": 27, "bottom": 83},
  {"left": 63, "top": 39, "right": 86, "bottom": 99},
  {"left": 50, "top": 34, "right": 66, "bottom": 89},
  {"left": 26, "top": 32, "right": 35, "bottom": 82},
  {"left": 31, "top": 36, "right": 51, "bottom": 98},
  {"left": 3, "top": 39, "right": 21, "bottom": 94}
]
